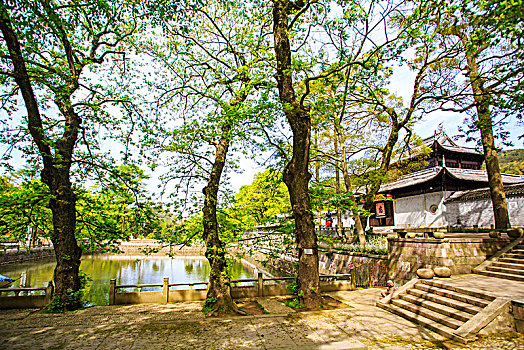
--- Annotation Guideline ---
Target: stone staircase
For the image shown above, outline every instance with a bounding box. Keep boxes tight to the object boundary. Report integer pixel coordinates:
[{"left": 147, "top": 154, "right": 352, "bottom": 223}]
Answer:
[
  {"left": 377, "top": 279, "right": 510, "bottom": 343},
  {"left": 474, "top": 236, "right": 524, "bottom": 282}
]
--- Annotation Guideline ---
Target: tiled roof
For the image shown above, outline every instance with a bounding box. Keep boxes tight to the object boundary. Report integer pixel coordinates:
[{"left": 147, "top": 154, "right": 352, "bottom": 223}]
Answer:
[
  {"left": 379, "top": 167, "right": 524, "bottom": 192},
  {"left": 448, "top": 168, "right": 524, "bottom": 184},
  {"left": 394, "top": 131, "right": 481, "bottom": 164},
  {"left": 379, "top": 167, "right": 442, "bottom": 192},
  {"left": 445, "top": 183, "right": 524, "bottom": 203}
]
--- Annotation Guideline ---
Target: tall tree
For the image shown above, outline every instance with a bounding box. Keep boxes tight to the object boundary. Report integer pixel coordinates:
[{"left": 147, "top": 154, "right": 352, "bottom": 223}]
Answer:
[
  {"left": 272, "top": 0, "right": 413, "bottom": 307},
  {"left": 141, "top": 0, "right": 274, "bottom": 314},
  {"left": 411, "top": 0, "right": 524, "bottom": 229},
  {"left": 273, "top": 0, "right": 322, "bottom": 308},
  {"left": 0, "top": 0, "right": 137, "bottom": 310}
]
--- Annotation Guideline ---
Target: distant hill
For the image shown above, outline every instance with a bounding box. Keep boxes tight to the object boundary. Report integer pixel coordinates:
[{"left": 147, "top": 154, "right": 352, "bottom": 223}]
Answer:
[{"left": 498, "top": 149, "right": 524, "bottom": 175}]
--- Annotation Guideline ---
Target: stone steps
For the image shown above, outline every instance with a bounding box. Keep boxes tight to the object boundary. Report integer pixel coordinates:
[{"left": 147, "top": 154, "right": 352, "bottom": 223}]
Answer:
[
  {"left": 407, "top": 288, "right": 482, "bottom": 315},
  {"left": 378, "top": 302, "right": 468, "bottom": 343},
  {"left": 486, "top": 265, "right": 524, "bottom": 276},
  {"left": 413, "top": 283, "right": 490, "bottom": 308},
  {"left": 398, "top": 294, "right": 472, "bottom": 322},
  {"left": 420, "top": 279, "right": 495, "bottom": 302},
  {"left": 477, "top": 269, "right": 524, "bottom": 282},
  {"left": 377, "top": 279, "right": 499, "bottom": 343},
  {"left": 391, "top": 298, "right": 463, "bottom": 329},
  {"left": 475, "top": 238, "right": 524, "bottom": 282}
]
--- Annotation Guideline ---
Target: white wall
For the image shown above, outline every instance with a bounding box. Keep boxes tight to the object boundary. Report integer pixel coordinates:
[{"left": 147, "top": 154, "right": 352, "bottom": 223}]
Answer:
[
  {"left": 445, "top": 196, "right": 524, "bottom": 228},
  {"left": 393, "top": 191, "right": 452, "bottom": 228}
]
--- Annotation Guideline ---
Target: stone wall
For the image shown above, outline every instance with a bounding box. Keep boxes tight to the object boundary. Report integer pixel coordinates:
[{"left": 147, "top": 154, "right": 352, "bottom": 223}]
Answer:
[
  {"left": 446, "top": 196, "right": 524, "bottom": 228},
  {"left": 388, "top": 237, "right": 510, "bottom": 284},
  {"left": 319, "top": 250, "right": 387, "bottom": 275},
  {"left": 241, "top": 247, "right": 387, "bottom": 278},
  {"left": 513, "top": 301, "right": 524, "bottom": 334},
  {"left": 241, "top": 250, "right": 296, "bottom": 277},
  {"left": 0, "top": 248, "right": 55, "bottom": 266},
  {"left": 117, "top": 241, "right": 205, "bottom": 256}
]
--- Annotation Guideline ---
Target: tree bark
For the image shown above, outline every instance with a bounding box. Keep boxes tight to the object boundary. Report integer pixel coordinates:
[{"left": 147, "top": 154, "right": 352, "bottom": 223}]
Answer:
[
  {"left": 341, "top": 146, "right": 366, "bottom": 245},
  {"left": 334, "top": 124, "right": 343, "bottom": 239},
  {"left": 0, "top": 6, "right": 82, "bottom": 310},
  {"left": 464, "top": 52, "right": 510, "bottom": 229},
  {"left": 201, "top": 124, "right": 244, "bottom": 315},
  {"left": 273, "top": 0, "right": 321, "bottom": 308}
]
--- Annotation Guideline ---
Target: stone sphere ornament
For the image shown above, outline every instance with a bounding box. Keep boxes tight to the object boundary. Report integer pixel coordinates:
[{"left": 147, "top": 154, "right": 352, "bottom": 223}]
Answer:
[
  {"left": 508, "top": 228, "right": 524, "bottom": 239},
  {"left": 432, "top": 232, "right": 445, "bottom": 239},
  {"left": 489, "top": 231, "right": 501, "bottom": 239},
  {"left": 416, "top": 268, "right": 434, "bottom": 279},
  {"left": 433, "top": 266, "right": 451, "bottom": 278}
]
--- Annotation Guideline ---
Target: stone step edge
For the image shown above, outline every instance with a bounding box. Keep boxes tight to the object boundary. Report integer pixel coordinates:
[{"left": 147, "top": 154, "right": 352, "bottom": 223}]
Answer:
[
  {"left": 476, "top": 269, "right": 524, "bottom": 282},
  {"left": 486, "top": 265, "right": 524, "bottom": 276},
  {"left": 399, "top": 293, "right": 472, "bottom": 322},
  {"left": 420, "top": 279, "right": 495, "bottom": 302},
  {"left": 391, "top": 299, "right": 463, "bottom": 329},
  {"left": 491, "top": 261, "right": 524, "bottom": 270},
  {"left": 407, "top": 288, "right": 482, "bottom": 315},
  {"left": 377, "top": 302, "right": 473, "bottom": 344},
  {"left": 474, "top": 236, "right": 524, "bottom": 273},
  {"left": 414, "top": 283, "right": 490, "bottom": 308},
  {"left": 498, "top": 258, "right": 524, "bottom": 264}
]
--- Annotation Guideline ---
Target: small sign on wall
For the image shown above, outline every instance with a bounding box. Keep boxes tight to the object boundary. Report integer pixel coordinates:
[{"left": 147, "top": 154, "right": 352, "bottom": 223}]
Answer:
[{"left": 376, "top": 202, "right": 386, "bottom": 218}]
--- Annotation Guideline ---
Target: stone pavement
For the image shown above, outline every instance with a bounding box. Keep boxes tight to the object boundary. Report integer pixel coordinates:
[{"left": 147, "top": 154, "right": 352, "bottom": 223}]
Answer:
[{"left": 0, "top": 288, "right": 523, "bottom": 350}]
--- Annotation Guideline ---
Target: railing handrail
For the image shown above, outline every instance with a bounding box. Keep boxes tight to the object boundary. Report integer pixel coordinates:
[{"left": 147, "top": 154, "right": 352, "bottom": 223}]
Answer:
[
  {"left": 0, "top": 287, "right": 47, "bottom": 292},
  {"left": 168, "top": 282, "right": 208, "bottom": 287},
  {"left": 113, "top": 273, "right": 354, "bottom": 290},
  {"left": 116, "top": 283, "right": 163, "bottom": 288}
]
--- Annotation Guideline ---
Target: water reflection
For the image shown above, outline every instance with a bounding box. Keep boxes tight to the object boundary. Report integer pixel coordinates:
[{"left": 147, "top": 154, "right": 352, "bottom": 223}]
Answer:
[{"left": 0, "top": 255, "right": 254, "bottom": 306}]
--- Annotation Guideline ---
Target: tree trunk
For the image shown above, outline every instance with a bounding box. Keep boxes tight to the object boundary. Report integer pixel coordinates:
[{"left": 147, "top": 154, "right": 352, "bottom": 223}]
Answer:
[
  {"left": 273, "top": 0, "right": 321, "bottom": 308},
  {"left": 334, "top": 123, "right": 343, "bottom": 239},
  {"left": 465, "top": 53, "right": 510, "bottom": 229},
  {"left": 44, "top": 167, "right": 83, "bottom": 310},
  {"left": 314, "top": 127, "right": 322, "bottom": 226},
  {"left": 0, "top": 7, "right": 82, "bottom": 311},
  {"left": 202, "top": 125, "right": 243, "bottom": 315},
  {"left": 341, "top": 146, "right": 366, "bottom": 245}
]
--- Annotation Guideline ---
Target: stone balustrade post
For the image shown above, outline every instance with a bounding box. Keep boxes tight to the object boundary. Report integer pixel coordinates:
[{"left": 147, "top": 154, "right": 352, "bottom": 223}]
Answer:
[
  {"left": 45, "top": 281, "right": 54, "bottom": 304},
  {"left": 257, "top": 272, "right": 264, "bottom": 297},
  {"left": 109, "top": 279, "right": 116, "bottom": 305},
  {"left": 163, "top": 277, "right": 169, "bottom": 304},
  {"left": 350, "top": 268, "right": 356, "bottom": 290}
]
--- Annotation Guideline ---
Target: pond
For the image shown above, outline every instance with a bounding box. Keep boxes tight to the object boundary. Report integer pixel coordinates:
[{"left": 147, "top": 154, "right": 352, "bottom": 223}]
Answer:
[{"left": 0, "top": 255, "right": 257, "bottom": 306}]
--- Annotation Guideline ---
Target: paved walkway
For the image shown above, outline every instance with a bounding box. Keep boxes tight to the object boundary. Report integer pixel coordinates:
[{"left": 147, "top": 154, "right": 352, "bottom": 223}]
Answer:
[{"left": 0, "top": 288, "right": 523, "bottom": 350}]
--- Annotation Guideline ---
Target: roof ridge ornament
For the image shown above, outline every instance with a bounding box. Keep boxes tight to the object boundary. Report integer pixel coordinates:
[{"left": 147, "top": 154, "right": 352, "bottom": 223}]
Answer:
[{"left": 437, "top": 122, "right": 445, "bottom": 135}]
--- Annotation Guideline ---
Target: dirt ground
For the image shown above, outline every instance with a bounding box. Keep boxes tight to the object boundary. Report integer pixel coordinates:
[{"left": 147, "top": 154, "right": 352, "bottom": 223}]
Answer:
[{"left": 0, "top": 288, "right": 523, "bottom": 349}]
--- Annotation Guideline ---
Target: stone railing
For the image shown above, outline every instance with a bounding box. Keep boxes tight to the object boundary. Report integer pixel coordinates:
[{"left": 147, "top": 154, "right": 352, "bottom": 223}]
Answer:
[
  {"left": 109, "top": 273, "right": 355, "bottom": 305},
  {"left": 0, "top": 282, "right": 54, "bottom": 309}
]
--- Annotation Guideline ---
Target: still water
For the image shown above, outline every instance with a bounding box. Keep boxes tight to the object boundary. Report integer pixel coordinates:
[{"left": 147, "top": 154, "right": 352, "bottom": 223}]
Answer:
[{"left": 0, "top": 255, "right": 255, "bottom": 306}]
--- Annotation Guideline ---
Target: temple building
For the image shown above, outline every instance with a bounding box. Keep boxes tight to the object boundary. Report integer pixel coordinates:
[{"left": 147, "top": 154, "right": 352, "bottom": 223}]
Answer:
[{"left": 369, "top": 129, "right": 524, "bottom": 229}]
